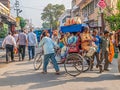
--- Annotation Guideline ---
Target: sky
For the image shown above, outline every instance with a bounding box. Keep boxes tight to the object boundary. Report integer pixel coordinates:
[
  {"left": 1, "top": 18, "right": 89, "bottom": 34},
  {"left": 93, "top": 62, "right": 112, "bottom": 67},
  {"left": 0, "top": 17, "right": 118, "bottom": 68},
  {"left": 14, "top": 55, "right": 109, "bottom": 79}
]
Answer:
[{"left": 10, "top": 0, "right": 72, "bottom": 27}]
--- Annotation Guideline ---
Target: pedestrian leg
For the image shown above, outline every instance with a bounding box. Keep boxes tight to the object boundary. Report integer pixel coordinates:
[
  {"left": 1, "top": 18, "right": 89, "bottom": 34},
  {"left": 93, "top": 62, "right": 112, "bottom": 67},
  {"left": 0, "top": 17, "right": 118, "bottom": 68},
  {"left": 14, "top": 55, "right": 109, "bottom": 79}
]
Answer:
[
  {"left": 100, "top": 50, "right": 105, "bottom": 64},
  {"left": 90, "top": 54, "right": 95, "bottom": 71},
  {"left": 28, "top": 46, "right": 32, "bottom": 60},
  {"left": 10, "top": 45, "right": 14, "bottom": 61},
  {"left": 18, "top": 45, "right": 22, "bottom": 61},
  {"left": 50, "top": 53, "right": 60, "bottom": 72},
  {"left": 96, "top": 52, "right": 100, "bottom": 67},
  {"left": 43, "top": 54, "right": 50, "bottom": 72},
  {"left": 22, "top": 45, "right": 26, "bottom": 60},
  {"left": 95, "top": 52, "right": 102, "bottom": 73},
  {"left": 32, "top": 46, "right": 35, "bottom": 59},
  {"left": 5, "top": 45, "right": 9, "bottom": 62},
  {"left": 104, "top": 51, "right": 109, "bottom": 70}
]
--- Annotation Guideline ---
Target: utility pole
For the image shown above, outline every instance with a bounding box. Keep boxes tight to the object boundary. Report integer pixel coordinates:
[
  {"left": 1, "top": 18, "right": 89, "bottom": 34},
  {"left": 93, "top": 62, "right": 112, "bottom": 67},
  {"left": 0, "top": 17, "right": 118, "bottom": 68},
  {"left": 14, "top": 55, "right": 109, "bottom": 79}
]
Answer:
[
  {"left": 14, "top": 0, "right": 22, "bottom": 17},
  {"left": 101, "top": 10, "right": 105, "bottom": 32},
  {"left": 49, "top": 6, "right": 53, "bottom": 32}
]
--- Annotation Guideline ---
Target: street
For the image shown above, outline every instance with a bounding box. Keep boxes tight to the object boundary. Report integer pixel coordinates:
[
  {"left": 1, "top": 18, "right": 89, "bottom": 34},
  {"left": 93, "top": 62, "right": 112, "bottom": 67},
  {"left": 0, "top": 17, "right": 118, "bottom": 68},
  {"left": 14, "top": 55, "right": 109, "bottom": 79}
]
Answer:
[{"left": 0, "top": 57, "right": 120, "bottom": 90}]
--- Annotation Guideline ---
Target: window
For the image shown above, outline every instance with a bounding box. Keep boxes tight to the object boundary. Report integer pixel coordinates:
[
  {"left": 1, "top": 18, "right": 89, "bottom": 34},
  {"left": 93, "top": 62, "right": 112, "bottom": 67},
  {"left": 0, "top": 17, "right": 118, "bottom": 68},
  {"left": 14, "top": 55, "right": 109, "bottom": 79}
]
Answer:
[
  {"left": 89, "top": 1, "right": 94, "bottom": 15},
  {"left": 94, "top": 0, "right": 99, "bottom": 8},
  {"left": 82, "top": 6, "right": 88, "bottom": 17},
  {"left": 82, "top": 1, "right": 94, "bottom": 17}
]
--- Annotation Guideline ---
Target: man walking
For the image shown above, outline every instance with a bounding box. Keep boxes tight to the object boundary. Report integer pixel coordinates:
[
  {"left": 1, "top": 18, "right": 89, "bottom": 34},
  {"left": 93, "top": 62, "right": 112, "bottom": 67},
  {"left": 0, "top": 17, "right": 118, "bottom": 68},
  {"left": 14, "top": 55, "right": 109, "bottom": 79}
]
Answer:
[
  {"left": 2, "top": 32, "right": 16, "bottom": 63},
  {"left": 101, "top": 30, "right": 110, "bottom": 71},
  {"left": 92, "top": 30, "right": 102, "bottom": 73},
  {"left": 17, "top": 29, "right": 28, "bottom": 61},
  {"left": 27, "top": 27, "right": 37, "bottom": 60},
  {"left": 39, "top": 32, "right": 60, "bottom": 75}
]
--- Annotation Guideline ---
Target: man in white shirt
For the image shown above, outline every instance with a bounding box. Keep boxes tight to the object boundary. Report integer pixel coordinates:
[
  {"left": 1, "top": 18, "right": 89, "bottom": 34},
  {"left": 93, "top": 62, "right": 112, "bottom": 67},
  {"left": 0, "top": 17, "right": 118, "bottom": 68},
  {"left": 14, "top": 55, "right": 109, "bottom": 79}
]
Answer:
[
  {"left": 27, "top": 28, "right": 37, "bottom": 60},
  {"left": 2, "top": 32, "right": 17, "bottom": 63}
]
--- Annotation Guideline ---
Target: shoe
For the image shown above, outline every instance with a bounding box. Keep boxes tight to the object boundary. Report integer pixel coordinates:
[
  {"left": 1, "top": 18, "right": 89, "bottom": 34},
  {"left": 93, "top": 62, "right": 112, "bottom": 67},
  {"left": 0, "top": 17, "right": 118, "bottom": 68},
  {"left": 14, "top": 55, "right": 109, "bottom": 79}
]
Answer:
[
  {"left": 41, "top": 71, "right": 47, "bottom": 74},
  {"left": 55, "top": 71, "right": 60, "bottom": 75},
  {"left": 96, "top": 64, "right": 99, "bottom": 68},
  {"left": 99, "top": 65, "right": 103, "bottom": 73},
  {"left": 6, "top": 61, "right": 9, "bottom": 64},
  {"left": 104, "top": 69, "right": 110, "bottom": 71},
  {"left": 12, "top": 60, "right": 15, "bottom": 62},
  {"left": 90, "top": 65, "right": 93, "bottom": 71}
]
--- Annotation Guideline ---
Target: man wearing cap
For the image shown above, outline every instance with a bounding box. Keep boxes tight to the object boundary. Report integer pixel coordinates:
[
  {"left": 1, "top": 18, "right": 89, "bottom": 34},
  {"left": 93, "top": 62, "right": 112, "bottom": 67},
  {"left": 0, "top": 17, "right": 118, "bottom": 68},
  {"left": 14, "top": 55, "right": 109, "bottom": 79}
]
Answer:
[
  {"left": 2, "top": 32, "right": 17, "bottom": 63},
  {"left": 101, "top": 30, "right": 110, "bottom": 71},
  {"left": 39, "top": 32, "right": 60, "bottom": 75}
]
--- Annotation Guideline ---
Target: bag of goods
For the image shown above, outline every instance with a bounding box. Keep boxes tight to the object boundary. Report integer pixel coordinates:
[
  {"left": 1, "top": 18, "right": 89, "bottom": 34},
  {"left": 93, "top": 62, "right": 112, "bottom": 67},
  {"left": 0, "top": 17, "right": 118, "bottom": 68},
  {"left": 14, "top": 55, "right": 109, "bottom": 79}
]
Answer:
[
  {"left": 14, "top": 48, "right": 18, "bottom": 54},
  {"left": 86, "top": 45, "right": 97, "bottom": 57}
]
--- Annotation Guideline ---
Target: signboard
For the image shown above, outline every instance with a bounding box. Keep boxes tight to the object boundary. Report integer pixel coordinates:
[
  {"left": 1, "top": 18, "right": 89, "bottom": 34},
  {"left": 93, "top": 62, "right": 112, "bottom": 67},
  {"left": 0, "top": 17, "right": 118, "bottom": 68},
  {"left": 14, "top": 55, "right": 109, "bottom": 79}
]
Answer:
[{"left": 97, "top": 0, "right": 106, "bottom": 9}]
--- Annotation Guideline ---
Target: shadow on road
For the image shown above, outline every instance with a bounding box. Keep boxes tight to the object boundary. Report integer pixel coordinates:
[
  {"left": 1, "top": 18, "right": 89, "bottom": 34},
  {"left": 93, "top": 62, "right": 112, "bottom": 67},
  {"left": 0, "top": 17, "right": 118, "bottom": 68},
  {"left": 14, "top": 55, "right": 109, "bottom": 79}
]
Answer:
[
  {"left": 15, "top": 61, "right": 33, "bottom": 66},
  {"left": 0, "top": 68, "right": 119, "bottom": 90}
]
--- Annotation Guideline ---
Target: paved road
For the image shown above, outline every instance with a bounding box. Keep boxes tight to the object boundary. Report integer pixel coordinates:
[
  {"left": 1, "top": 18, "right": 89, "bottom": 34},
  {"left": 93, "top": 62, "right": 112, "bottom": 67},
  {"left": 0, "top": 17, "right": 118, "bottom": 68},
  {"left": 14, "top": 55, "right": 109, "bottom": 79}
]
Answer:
[{"left": 0, "top": 58, "right": 120, "bottom": 90}]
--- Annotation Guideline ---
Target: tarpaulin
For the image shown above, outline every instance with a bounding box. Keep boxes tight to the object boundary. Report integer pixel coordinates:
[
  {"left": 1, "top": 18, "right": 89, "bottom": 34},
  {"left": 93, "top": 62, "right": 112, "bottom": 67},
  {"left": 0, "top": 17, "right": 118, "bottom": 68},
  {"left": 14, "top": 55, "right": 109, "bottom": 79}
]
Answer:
[{"left": 60, "top": 24, "right": 87, "bottom": 33}]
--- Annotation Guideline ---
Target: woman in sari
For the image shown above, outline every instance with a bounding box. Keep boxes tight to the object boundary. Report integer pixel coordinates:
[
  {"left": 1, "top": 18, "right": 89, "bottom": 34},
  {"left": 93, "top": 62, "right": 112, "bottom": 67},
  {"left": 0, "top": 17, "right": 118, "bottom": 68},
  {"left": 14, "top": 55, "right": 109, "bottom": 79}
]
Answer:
[
  {"left": 80, "top": 26, "right": 92, "bottom": 51},
  {"left": 109, "top": 33, "right": 115, "bottom": 63}
]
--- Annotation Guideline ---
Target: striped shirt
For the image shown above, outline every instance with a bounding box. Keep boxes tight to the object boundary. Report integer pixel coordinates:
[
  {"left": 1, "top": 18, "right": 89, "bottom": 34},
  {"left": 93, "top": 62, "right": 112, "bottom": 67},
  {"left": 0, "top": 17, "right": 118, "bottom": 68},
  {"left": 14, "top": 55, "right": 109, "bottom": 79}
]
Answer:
[{"left": 18, "top": 32, "right": 27, "bottom": 45}]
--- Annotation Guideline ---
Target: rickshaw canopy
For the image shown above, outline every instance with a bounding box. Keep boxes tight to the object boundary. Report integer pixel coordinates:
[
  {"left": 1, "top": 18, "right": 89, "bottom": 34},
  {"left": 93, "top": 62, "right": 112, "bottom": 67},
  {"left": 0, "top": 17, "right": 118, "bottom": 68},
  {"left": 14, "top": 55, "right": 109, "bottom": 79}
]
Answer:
[{"left": 60, "top": 24, "right": 87, "bottom": 33}]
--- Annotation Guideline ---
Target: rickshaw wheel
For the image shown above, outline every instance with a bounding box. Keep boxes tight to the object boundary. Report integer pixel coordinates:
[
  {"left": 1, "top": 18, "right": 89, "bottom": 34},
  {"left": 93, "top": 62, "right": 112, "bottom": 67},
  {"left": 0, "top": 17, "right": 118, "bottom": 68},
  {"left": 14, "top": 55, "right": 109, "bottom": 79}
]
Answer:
[
  {"left": 33, "top": 53, "right": 42, "bottom": 70},
  {"left": 82, "top": 56, "right": 92, "bottom": 72},
  {"left": 64, "top": 53, "right": 83, "bottom": 77}
]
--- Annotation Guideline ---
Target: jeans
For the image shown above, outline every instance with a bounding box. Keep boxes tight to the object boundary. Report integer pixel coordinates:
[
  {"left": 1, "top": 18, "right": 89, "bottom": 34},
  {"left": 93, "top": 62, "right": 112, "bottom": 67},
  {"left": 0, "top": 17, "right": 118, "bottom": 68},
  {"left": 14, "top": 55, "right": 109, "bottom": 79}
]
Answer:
[
  {"left": 19, "top": 45, "right": 26, "bottom": 60},
  {"left": 28, "top": 46, "right": 35, "bottom": 59},
  {"left": 43, "top": 53, "right": 59, "bottom": 72},
  {"left": 6, "top": 44, "right": 14, "bottom": 62}
]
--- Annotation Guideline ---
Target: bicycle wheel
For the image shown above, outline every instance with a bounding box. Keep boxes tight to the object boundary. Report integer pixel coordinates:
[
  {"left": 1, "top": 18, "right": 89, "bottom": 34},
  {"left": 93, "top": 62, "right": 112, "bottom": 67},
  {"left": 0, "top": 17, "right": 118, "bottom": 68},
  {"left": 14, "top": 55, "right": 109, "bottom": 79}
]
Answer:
[
  {"left": 82, "top": 56, "right": 92, "bottom": 72},
  {"left": 33, "top": 53, "right": 42, "bottom": 70},
  {"left": 64, "top": 53, "right": 83, "bottom": 77}
]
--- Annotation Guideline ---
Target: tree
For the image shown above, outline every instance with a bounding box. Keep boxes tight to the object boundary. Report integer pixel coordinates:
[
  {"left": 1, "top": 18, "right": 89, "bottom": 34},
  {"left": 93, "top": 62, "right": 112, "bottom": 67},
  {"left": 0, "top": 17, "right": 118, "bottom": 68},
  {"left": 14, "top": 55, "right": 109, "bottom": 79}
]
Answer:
[
  {"left": 41, "top": 3, "right": 65, "bottom": 30},
  {"left": 0, "top": 24, "right": 8, "bottom": 38},
  {"left": 42, "top": 22, "right": 50, "bottom": 29},
  {"left": 105, "top": 0, "right": 120, "bottom": 31},
  {"left": 0, "top": 29, "right": 7, "bottom": 38},
  {"left": 19, "top": 17, "right": 26, "bottom": 29}
]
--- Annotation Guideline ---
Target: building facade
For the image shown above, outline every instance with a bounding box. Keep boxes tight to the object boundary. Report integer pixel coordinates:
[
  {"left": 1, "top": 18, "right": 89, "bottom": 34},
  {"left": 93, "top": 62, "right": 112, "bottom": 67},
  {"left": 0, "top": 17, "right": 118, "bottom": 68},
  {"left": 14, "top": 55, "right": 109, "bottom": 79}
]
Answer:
[
  {"left": 0, "top": 1, "right": 16, "bottom": 34},
  {"left": 80, "top": 0, "right": 100, "bottom": 29},
  {"left": 71, "top": 0, "right": 82, "bottom": 17},
  {"left": 0, "top": 0, "right": 10, "bottom": 9},
  {"left": 71, "top": 0, "right": 118, "bottom": 30}
]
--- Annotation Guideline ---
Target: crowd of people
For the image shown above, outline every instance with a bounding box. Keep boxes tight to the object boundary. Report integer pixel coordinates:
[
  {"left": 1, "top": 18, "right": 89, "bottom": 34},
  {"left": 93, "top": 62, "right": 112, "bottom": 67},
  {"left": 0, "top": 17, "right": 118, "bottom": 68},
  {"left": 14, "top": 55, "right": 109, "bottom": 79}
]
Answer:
[
  {"left": 1, "top": 26, "right": 120, "bottom": 75},
  {"left": 50, "top": 26, "right": 118, "bottom": 73},
  {"left": 2, "top": 27, "right": 38, "bottom": 63}
]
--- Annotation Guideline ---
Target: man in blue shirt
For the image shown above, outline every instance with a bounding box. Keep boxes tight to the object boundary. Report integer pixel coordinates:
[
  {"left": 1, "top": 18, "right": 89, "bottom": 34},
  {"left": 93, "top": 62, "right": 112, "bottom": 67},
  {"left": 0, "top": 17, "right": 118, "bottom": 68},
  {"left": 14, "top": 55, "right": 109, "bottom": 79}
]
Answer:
[
  {"left": 92, "top": 30, "right": 102, "bottom": 73},
  {"left": 39, "top": 32, "right": 60, "bottom": 75},
  {"left": 27, "top": 28, "right": 38, "bottom": 60}
]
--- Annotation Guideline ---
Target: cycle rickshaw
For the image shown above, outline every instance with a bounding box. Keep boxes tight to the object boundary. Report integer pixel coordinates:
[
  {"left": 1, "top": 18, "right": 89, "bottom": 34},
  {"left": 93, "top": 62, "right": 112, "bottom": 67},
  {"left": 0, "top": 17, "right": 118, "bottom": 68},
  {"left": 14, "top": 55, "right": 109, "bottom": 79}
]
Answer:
[{"left": 33, "top": 24, "right": 97, "bottom": 76}]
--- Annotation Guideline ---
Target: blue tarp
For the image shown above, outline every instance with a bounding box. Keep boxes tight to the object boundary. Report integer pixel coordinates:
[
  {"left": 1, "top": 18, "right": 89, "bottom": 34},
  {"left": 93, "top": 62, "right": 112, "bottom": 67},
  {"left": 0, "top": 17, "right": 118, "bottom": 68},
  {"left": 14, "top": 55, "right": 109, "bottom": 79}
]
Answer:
[{"left": 60, "top": 24, "right": 86, "bottom": 33}]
